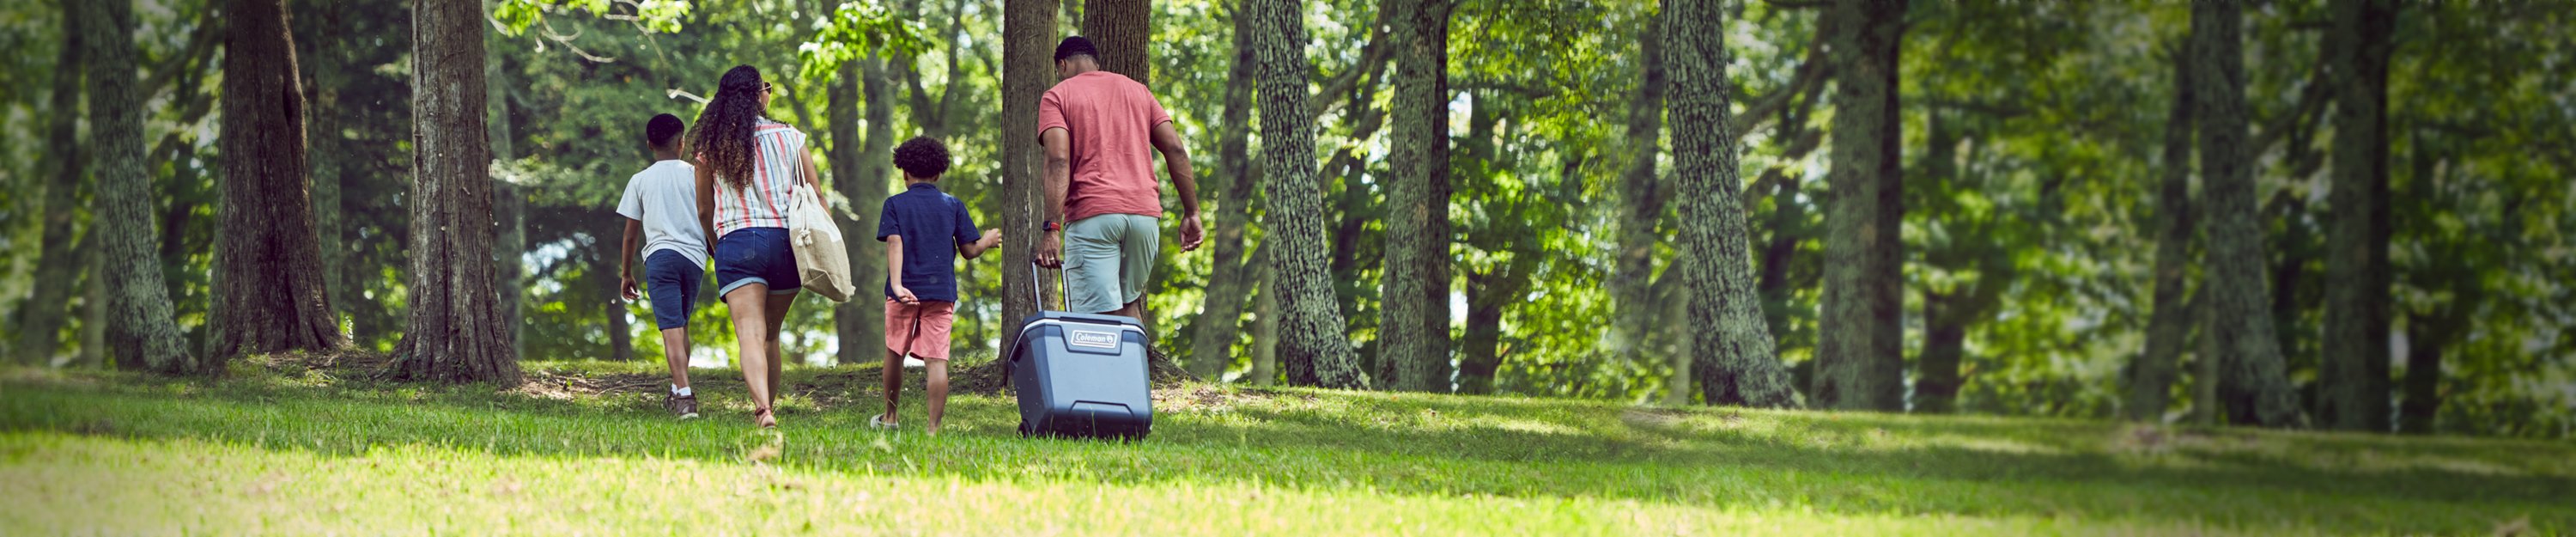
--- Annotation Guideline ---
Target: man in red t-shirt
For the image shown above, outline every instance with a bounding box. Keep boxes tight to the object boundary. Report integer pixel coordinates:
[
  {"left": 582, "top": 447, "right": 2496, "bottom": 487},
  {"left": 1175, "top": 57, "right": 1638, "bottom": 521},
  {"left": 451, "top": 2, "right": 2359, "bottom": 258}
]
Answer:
[{"left": 1035, "top": 36, "right": 1204, "bottom": 320}]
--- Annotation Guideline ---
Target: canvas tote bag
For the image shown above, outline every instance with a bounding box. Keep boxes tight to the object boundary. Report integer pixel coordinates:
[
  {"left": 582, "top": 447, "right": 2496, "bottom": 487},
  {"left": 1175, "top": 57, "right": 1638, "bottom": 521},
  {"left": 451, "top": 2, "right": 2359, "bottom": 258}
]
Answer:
[{"left": 787, "top": 182, "right": 858, "bottom": 302}]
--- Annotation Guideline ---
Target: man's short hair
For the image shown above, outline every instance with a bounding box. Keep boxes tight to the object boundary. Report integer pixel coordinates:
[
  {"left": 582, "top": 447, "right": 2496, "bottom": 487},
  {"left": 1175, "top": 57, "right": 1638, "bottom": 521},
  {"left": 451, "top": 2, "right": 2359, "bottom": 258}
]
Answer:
[
  {"left": 1054, "top": 36, "right": 1097, "bottom": 64},
  {"left": 646, "top": 113, "right": 685, "bottom": 149},
  {"left": 892, "top": 136, "right": 951, "bottom": 179}
]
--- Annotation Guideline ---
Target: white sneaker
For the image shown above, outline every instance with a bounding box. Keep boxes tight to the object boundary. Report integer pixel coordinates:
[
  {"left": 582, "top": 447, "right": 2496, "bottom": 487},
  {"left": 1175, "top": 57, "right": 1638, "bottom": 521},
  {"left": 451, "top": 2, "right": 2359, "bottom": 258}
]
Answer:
[{"left": 868, "top": 413, "right": 899, "bottom": 430}]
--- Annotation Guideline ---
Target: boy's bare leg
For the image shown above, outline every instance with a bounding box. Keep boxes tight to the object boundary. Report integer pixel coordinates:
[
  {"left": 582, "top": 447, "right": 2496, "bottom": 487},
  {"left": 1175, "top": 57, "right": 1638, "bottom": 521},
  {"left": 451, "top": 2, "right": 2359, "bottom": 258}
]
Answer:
[
  {"left": 724, "top": 284, "right": 775, "bottom": 426},
  {"left": 925, "top": 359, "right": 949, "bottom": 435},
  {"left": 880, "top": 348, "right": 905, "bottom": 424},
  {"left": 659, "top": 328, "right": 692, "bottom": 389},
  {"left": 762, "top": 291, "right": 797, "bottom": 399}
]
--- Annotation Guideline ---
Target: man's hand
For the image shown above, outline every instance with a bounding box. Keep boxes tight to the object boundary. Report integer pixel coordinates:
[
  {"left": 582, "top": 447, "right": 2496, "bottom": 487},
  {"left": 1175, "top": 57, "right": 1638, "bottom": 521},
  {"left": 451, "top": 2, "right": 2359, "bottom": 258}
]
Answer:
[
  {"left": 619, "top": 276, "right": 642, "bottom": 302},
  {"left": 1178, "top": 216, "right": 1206, "bottom": 253},
  {"left": 891, "top": 284, "right": 920, "bottom": 305},
  {"left": 1036, "top": 231, "right": 1063, "bottom": 268}
]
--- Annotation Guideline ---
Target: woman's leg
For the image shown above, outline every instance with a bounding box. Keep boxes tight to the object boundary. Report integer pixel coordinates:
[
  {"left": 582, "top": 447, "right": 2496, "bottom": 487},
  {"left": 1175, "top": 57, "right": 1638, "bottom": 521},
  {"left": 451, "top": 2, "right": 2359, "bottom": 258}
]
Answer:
[
  {"left": 724, "top": 284, "right": 775, "bottom": 424},
  {"left": 761, "top": 290, "right": 798, "bottom": 400}
]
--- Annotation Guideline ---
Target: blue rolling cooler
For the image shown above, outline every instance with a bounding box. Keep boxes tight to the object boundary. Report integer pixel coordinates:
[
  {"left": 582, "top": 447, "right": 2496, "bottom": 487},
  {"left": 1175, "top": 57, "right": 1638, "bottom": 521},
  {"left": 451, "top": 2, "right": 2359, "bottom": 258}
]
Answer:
[{"left": 1010, "top": 264, "right": 1154, "bottom": 439}]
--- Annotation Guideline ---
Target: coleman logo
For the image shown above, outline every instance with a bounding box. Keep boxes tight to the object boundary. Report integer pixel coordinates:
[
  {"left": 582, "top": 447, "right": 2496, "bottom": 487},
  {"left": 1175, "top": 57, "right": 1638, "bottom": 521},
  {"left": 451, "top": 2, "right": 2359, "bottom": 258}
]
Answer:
[{"left": 1069, "top": 330, "right": 1119, "bottom": 349}]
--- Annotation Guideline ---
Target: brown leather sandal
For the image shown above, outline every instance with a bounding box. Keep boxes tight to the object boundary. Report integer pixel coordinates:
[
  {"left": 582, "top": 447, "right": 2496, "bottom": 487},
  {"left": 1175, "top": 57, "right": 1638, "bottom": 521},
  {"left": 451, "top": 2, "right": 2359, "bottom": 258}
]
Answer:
[{"left": 754, "top": 406, "right": 778, "bottom": 429}]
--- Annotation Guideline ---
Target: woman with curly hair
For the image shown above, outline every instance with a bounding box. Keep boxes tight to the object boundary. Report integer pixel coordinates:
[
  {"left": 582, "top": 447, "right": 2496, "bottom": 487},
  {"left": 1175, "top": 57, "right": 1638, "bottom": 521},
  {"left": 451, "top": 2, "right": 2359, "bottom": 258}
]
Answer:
[{"left": 691, "top": 64, "right": 823, "bottom": 428}]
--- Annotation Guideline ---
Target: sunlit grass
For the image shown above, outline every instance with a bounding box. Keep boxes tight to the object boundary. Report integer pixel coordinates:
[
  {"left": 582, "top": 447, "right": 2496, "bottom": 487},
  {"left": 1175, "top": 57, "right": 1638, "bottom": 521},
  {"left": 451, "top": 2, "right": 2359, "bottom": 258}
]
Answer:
[{"left": 0, "top": 361, "right": 2568, "bottom": 535}]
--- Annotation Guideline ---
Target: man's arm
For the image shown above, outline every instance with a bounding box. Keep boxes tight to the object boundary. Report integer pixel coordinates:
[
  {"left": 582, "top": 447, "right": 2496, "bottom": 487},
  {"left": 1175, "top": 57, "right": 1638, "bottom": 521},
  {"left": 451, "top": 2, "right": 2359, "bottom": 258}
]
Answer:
[
  {"left": 1037, "top": 128, "right": 1074, "bottom": 267},
  {"left": 618, "top": 218, "right": 644, "bottom": 301},
  {"left": 1150, "top": 121, "right": 1205, "bottom": 252}
]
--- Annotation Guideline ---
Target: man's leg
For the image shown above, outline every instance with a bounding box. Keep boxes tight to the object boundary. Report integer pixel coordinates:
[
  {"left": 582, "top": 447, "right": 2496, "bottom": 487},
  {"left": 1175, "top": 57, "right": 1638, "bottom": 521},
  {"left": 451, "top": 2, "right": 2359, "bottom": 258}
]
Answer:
[
  {"left": 880, "top": 347, "right": 905, "bottom": 423},
  {"left": 659, "top": 327, "right": 692, "bottom": 389},
  {"left": 1062, "top": 216, "right": 1127, "bottom": 314},
  {"left": 925, "top": 358, "right": 949, "bottom": 435}
]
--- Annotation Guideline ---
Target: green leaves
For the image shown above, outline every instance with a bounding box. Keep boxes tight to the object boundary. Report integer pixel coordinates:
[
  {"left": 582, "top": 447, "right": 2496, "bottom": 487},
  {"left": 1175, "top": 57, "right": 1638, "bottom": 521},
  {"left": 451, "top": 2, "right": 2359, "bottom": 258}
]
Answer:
[
  {"left": 493, "top": 0, "right": 693, "bottom": 37},
  {"left": 795, "top": 2, "right": 931, "bottom": 80}
]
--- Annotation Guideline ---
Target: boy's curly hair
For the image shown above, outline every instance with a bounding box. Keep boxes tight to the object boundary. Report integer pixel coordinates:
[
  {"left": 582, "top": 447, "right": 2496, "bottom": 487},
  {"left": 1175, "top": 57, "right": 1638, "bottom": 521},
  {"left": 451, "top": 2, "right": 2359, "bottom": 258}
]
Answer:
[{"left": 892, "top": 137, "right": 951, "bottom": 180}]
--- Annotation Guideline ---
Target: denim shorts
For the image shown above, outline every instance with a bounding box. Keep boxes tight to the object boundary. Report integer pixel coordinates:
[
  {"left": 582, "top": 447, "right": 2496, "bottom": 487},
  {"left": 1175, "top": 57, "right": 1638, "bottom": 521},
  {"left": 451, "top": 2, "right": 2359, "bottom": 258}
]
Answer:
[
  {"left": 714, "top": 227, "right": 802, "bottom": 296},
  {"left": 642, "top": 250, "right": 703, "bottom": 330}
]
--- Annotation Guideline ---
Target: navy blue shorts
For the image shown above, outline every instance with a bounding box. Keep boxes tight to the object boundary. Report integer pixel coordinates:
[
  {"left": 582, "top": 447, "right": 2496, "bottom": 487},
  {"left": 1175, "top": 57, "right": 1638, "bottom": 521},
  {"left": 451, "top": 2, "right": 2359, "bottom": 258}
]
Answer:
[
  {"left": 643, "top": 250, "right": 702, "bottom": 331},
  {"left": 714, "top": 227, "right": 801, "bottom": 297}
]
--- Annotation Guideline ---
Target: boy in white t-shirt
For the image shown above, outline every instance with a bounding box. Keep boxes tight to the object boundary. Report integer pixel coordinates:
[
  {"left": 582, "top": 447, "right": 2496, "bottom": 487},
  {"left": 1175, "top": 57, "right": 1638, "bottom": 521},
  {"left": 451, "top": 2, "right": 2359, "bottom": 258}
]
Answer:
[{"left": 617, "top": 113, "right": 711, "bottom": 419}]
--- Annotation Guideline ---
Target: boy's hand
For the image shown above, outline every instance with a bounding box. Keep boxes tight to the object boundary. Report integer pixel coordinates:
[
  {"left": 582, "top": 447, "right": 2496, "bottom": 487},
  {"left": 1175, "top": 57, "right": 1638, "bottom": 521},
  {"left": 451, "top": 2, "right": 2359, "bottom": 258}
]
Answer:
[
  {"left": 1036, "top": 232, "right": 1063, "bottom": 268},
  {"left": 619, "top": 276, "right": 642, "bottom": 302},
  {"left": 980, "top": 229, "right": 1004, "bottom": 248},
  {"left": 1178, "top": 215, "right": 1206, "bottom": 253},
  {"left": 892, "top": 285, "right": 920, "bottom": 305}
]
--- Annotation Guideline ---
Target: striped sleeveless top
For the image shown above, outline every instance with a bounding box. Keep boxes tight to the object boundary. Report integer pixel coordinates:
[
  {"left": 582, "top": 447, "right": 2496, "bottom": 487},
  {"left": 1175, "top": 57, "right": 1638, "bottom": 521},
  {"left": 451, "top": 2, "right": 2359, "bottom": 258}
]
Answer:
[{"left": 706, "top": 117, "right": 810, "bottom": 237}]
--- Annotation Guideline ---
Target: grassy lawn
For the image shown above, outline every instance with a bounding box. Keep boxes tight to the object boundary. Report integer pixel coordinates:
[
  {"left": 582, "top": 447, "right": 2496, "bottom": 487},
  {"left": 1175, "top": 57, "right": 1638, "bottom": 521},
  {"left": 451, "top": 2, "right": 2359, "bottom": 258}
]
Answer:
[{"left": 2, "top": 358, "right": 2569, "bottom": 535}]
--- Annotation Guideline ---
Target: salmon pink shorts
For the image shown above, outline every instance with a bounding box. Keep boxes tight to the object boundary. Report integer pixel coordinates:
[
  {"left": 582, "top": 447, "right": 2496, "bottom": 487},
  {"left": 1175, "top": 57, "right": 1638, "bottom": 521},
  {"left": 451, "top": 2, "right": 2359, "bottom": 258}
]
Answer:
[{"left": 885, "top": 299, "right": 957, "bottom": 361}]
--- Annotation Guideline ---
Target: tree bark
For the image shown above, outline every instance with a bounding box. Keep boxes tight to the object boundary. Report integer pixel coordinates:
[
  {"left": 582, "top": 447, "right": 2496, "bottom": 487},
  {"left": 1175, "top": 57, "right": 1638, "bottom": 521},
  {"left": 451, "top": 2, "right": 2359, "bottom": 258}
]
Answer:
[
  {"left": 1000, "top": 0, "right": 1058, "bottom": 367},
  {"left": 12, "top": 0, "right": 86, "bottom": 366},
  {"left": 1811, "top": 0, "right": 1906, "bottom": 412},
  {"left": 835, "top": 53, "right": 892, "bottom": 367},
  {"left": 1185, "top": 1, "right": 1263, "bottom": 381},
  {"left": 1255, "top": 0, "right": 1367, "bottom": 389},
  {"left": 393, "top": 0, "right": 519, "bottom": 384},
  {"left": 82, "top": 0, "right": 199, "bottom": 375},
  {"left": 210, "top": 0, "right": 345, "bottom": 359},
  {"left": 1672, "top": 0, "right": 1795, "bottom": 408},
  {"left": 1250, "top": 246, "right": 1279, "bottom": 387},
  {"left": 1081, "top": 0, "right": 1151, "bottom": 86},
  {"left": 1377, "top": 0, "right": 1453, "bottom": 393},
  {"left": 487, "top": 32, "right": 526, "bottom": 363},
  {"left": 2318, "top": 0, "right": 2397, "bottom": 433},
  {"left": 2397, "top": 313, "right": 2454, "bottom": 434},
  {"left": 2132, "top": 42, "right": 2197, "bottom": 422},
  {"left": 600, "top": 248, "right": 635, "bottom": 362},
  {"left": 2191, "top": 0, "right": 2300, "bottom": 427},
  {"left": 300, "top": 0, "right": 349, "bottom": 328},
  {"left": 1613, "top": 0, "right": 1671, "bottom": 397}
]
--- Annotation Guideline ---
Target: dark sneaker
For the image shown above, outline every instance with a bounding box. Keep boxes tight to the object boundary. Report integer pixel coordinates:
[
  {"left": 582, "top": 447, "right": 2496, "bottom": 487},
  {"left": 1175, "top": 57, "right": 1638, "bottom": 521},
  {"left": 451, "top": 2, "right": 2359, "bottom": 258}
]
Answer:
[{"left": 666, "top": 394, "right": 701, "bottom": 419}]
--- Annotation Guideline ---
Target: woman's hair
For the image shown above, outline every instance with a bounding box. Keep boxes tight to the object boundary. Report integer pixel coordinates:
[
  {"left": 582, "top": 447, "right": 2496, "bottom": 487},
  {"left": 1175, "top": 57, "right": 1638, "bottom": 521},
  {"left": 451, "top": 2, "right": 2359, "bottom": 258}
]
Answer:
[{"left": 690, "top": 65, "right": 768, "bottom": 189}]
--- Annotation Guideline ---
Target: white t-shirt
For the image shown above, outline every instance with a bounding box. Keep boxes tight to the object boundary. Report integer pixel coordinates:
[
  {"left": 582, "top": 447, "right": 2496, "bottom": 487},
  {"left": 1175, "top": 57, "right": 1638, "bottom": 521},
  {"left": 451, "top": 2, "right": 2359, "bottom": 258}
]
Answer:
[{"left": 617, "top": 160, "right": 710, "bottom": 269}]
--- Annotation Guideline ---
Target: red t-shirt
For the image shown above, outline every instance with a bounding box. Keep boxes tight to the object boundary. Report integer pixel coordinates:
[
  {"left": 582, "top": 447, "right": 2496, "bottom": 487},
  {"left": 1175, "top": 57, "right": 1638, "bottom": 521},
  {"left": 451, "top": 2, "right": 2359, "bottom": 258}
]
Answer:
[{"left": 1037, "top": 71, "right": 1174, "bottom": 223}]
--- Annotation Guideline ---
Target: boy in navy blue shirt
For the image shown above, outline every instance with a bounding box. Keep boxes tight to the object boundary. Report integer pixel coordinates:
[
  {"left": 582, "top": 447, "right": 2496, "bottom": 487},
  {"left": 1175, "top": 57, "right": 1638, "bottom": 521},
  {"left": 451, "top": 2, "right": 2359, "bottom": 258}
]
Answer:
[{"left": 872, "top": 137, "right": 1000, "bottom": 435}]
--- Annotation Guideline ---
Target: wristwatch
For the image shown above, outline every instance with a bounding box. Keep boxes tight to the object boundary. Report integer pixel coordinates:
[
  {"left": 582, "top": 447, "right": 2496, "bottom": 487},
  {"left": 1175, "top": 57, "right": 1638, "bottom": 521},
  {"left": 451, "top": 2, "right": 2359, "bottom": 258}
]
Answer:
[{"left": 1043, "top": 221, "right": 1060, "bottom": 232}]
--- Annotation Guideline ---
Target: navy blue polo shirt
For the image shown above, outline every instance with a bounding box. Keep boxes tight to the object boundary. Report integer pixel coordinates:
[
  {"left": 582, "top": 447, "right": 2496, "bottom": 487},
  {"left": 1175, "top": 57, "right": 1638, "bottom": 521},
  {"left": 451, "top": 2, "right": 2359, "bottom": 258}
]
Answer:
[{"left": 877, "top": 182, "right": 982, "bottom": 302}]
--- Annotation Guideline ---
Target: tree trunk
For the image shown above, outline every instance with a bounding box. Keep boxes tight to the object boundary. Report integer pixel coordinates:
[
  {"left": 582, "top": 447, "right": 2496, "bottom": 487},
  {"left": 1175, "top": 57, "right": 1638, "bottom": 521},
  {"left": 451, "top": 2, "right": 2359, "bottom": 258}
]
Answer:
[
  {"left": 393, "top": 0, "right": 519, "bottom": 384},
  {"left": 486, "top": 34, "right": 526, "bottom": 364},
  {"left": 1081, "top": 0, "right": 1151, "bottom": 86},
  {"left": 1672, "top": 0, "right": 1795, "bottom": 408},
  {"left": 1250, "top": 246, "right": 1279, "bottom": 387},
  {"left": 2132, "top": 42, "right": 2197, "bottom": 422},
  {"left": 1376, "top": 0, "right": 1453, "bottom": 393},
  {"left": 1000, "top": 0, "right": 1058, "bottom": 368},
  {"left": 1811, "top": 0, "right": 1906, "bottom": 412},
  {"left": 2191, "top": 0, "right": 2300, "bottom": 428},
  {"left": 82, "top": 0, "right": 199, "bottom": 375},
  {"left": 835, "top": 53, "right": 892, "bottom": 367},
  {"left": 1613, "top": 0, "right": 1671, "bottom": 396},
  {"left": 2318, "top": 0, "right": 2397, "bottom": 433},
  {"left": 1915, "top": 291, "right": 1965, "bottom": 412},
  {"left": 2397, "top": 313, "right": 2452, "bottom": 434},
  {"left": 210, "top": 0, "right": 345, "bottom": 359},
  {"left": 601, "top": 249, "right": 635, "bottom": 362},
  {"left": 78, "top": 241, "right": 107, "bottom": 368},
  {"left": 11, "top": 0, "right": 86, "bottom": 366},
  {"left": 300, "top": 0, "right": 349, "bottom": 327},
  {"left": 1185, "top": 2, "right": 1263, "bottom": 381},
  {"left": 1255, "top": 0, "right": 1367, "bottom": 389}
]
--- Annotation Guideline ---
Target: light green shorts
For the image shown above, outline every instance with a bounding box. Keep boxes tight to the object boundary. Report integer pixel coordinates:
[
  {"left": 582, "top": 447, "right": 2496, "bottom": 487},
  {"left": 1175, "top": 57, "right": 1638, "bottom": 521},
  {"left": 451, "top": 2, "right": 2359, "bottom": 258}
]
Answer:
[{"left": 1063, "top": 213, "right": 1159, "bottom": 314}]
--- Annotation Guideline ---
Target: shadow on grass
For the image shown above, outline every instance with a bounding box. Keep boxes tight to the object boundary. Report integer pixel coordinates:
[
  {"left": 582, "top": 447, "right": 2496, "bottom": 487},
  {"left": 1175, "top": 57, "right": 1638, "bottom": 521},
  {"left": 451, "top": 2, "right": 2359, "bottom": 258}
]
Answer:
[{"left": 2, "top": 365, "right": 2568, "bottom": 534}]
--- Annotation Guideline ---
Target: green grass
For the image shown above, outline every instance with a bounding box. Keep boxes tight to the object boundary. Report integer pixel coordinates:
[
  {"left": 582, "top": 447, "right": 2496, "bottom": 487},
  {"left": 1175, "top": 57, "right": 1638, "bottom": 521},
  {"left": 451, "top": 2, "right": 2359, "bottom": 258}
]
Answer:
[{"left": 2, "top": 359, "right": 2570, "bottom": 535}]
